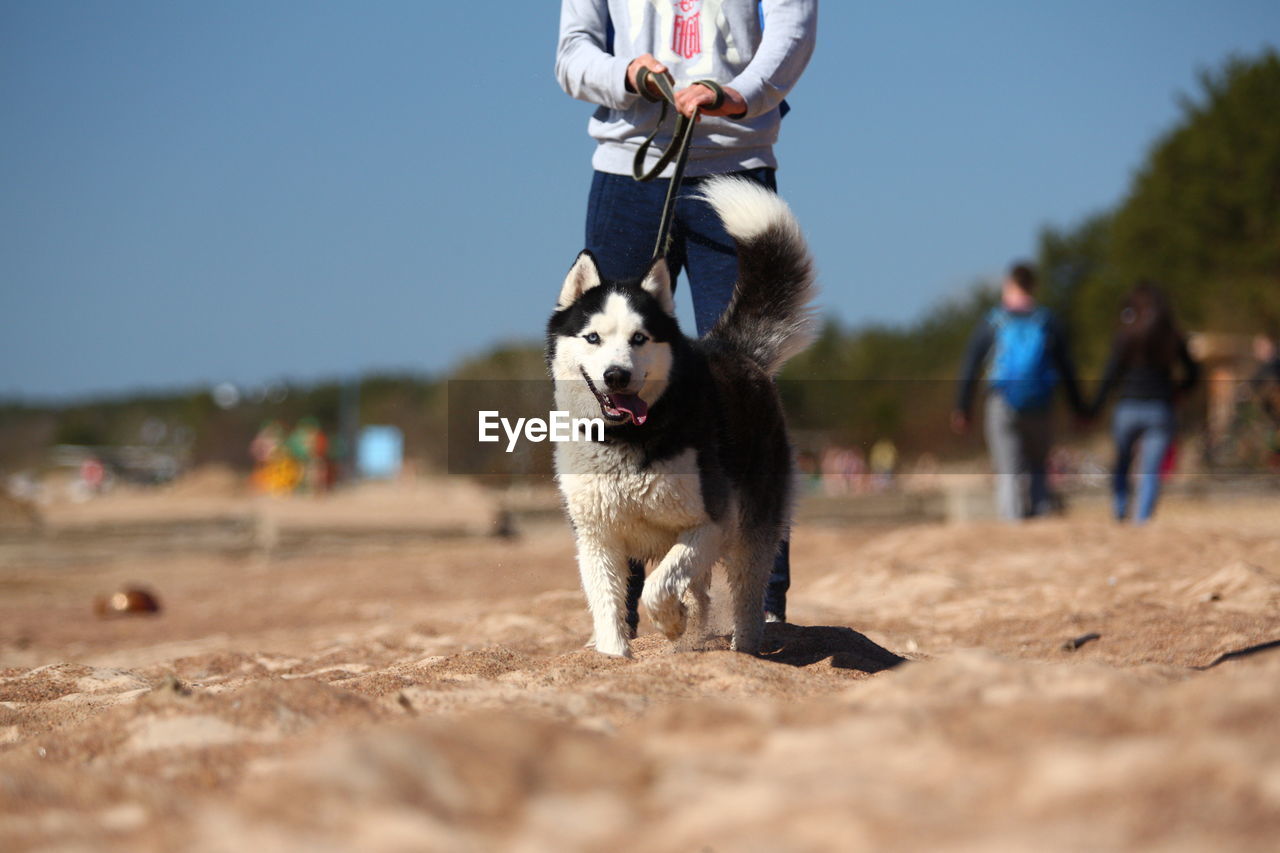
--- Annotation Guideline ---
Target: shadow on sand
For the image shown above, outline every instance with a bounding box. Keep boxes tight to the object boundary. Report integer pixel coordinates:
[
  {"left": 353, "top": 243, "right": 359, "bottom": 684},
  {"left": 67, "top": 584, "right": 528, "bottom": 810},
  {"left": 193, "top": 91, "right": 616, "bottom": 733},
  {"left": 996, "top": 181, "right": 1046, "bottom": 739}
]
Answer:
[
  {"left": 758, "top": 622, "right": 906, "bottom": 673},
  {"left": 1194, "top": 639, "right": 1280, "bottom": 670}
]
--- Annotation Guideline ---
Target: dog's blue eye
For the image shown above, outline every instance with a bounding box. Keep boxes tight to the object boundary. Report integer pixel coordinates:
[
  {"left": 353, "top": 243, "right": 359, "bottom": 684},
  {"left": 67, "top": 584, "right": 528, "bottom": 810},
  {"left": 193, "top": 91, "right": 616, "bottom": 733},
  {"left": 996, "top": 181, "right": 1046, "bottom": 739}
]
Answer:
[
  {"left": 584, "top": 332, "right": 601, "bottom": 345},
  {"left": 630, "top": 332, "right": 648, "bottom": 346}
]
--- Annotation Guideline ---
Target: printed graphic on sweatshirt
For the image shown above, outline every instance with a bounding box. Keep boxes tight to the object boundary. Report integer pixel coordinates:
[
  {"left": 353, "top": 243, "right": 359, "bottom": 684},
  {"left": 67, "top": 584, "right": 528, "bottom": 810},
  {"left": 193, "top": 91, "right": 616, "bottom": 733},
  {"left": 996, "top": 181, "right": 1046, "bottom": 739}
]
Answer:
[
  {"left": 672, "top": 0, "right": 702, "bottom": 59},
  {"left": 635, "top": 0, "right": 741, "bottom": 77}
]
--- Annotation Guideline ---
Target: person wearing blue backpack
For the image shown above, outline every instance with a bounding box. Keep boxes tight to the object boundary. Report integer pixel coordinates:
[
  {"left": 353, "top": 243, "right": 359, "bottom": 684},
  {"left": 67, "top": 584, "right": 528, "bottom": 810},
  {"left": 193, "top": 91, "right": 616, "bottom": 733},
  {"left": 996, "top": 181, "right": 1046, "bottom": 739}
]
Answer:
[{"left": 952, "top": 262, "right": 1087, "bottom": 520}]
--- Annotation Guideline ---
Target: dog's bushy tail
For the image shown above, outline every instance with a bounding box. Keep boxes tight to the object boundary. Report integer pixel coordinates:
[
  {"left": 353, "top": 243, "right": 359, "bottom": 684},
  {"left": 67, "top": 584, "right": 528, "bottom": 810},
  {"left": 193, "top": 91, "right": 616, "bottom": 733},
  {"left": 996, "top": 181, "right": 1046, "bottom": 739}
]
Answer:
[{"left": 696, "top": 176, "right": 817, "bottom": 375}]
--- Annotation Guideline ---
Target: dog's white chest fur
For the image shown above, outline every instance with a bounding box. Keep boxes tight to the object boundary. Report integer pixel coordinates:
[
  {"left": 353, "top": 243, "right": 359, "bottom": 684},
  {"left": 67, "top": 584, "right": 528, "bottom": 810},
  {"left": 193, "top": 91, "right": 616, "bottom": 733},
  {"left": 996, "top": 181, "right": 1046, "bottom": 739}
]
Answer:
[{"left": 555, "top": 442, "right": 708, "bottom": 558}]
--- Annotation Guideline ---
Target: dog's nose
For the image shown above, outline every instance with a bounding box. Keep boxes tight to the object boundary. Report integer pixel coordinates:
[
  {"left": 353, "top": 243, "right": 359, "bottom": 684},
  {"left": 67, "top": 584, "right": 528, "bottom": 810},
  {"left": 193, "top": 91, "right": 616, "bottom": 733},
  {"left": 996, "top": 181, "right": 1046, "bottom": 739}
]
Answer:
[{"left": 602, "top": 366, "right": 631, "bottom": 390}]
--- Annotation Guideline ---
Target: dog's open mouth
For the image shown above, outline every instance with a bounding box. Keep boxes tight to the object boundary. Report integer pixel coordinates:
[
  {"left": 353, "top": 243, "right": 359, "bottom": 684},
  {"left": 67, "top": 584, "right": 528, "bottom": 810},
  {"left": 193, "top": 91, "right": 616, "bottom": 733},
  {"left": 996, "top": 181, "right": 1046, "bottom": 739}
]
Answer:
[{"left": 580, "top": 369, "right": 648, "bottom": 425}]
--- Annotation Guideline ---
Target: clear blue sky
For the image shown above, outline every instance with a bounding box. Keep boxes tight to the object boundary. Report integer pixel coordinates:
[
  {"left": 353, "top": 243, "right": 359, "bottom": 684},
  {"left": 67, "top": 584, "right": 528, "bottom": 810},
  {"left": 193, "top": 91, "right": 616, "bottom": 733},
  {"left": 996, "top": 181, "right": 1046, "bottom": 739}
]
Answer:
[{"left": 2, "top": 1, "right": 1277, "bottom": 401}]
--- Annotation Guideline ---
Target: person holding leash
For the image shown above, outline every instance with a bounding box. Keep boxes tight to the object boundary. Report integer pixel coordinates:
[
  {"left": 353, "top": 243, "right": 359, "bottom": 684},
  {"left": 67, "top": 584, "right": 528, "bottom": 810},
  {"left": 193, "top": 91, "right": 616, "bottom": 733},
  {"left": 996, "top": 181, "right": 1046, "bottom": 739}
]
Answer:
[{"left": 555, "top": 0, "right": 817, "bottom": 627}]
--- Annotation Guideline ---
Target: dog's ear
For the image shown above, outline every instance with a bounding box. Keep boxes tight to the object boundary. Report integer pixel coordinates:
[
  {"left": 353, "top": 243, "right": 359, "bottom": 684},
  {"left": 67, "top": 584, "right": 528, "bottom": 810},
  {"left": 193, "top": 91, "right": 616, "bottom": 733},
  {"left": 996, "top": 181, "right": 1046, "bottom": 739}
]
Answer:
[
  {"left": 558, "top": 251, "right": 602, "bottom": 309},
  {"left": 640, "top": 257, "right": 675, "bottom": 316}
]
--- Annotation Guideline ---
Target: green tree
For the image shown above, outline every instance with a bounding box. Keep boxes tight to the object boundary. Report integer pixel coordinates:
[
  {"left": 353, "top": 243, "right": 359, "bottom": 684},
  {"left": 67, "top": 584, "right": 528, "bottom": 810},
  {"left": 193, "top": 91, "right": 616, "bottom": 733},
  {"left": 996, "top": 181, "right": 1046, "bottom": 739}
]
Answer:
[{"left": 1101, "top": 51, "right": 1280, "bottom": 336}]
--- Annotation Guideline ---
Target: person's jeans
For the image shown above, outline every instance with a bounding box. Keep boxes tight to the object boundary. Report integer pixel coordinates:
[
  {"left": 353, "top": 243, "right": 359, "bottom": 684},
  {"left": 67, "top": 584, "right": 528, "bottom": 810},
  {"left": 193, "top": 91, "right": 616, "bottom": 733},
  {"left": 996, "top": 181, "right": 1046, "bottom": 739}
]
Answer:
[
  {"left": 586, "top": 167, "right": 777, "bottom": 336},
  {"left": 1111, "top": 399, "right": 1175, "bottom": 523},
  {"left": 585, "top": 167, "right": 791, "bottom": 626},
  {"left": 984, "top": 394, "right": 1053, "bottom": 521}
]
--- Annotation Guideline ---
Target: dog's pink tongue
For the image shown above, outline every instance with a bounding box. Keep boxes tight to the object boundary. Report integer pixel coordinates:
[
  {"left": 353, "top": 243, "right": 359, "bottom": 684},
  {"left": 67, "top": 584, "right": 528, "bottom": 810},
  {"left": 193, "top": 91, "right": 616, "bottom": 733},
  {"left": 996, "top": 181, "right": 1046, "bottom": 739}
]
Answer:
[{"left": 609, "top": 393, "right": 648, "bottom": 425}]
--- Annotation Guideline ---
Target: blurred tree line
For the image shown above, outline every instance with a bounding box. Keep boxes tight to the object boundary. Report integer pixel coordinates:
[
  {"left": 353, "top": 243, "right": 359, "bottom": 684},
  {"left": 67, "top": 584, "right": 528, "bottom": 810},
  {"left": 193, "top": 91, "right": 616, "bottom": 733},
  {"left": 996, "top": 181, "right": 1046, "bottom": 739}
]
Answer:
[
  {"left": 1042, "top": 50, "right": 1280, "bottom": 369},
  {"left": 0, "top": 376, "right": 447, "bottom": 475},
  {"left": 2, "top": 51, "right": 1275, "bottom": 478},
  {"left": 786, "top": 49, "right": 1280, "bottom": 452}
]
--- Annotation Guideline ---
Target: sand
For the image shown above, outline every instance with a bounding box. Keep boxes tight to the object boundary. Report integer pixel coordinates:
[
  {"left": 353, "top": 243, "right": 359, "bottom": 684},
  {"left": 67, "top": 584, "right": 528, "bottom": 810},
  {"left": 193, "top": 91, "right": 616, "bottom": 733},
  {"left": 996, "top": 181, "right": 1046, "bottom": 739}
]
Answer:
[{"left": 1, "top": 479, "right": 1278, "bottom": 851}]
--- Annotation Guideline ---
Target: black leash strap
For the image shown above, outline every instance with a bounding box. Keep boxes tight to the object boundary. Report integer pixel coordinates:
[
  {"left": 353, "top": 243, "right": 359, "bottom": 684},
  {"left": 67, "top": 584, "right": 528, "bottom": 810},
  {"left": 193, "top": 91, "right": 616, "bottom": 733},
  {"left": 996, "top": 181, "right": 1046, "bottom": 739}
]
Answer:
[{"left": 631, "top": 69, "right": 725, "bottom": 261}]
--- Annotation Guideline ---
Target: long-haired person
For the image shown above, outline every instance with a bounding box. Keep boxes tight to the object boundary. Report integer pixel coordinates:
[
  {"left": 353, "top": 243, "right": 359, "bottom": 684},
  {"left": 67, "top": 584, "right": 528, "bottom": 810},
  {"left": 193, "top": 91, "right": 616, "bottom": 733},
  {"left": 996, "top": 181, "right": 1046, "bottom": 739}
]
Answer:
[{"left": 1091, "top": 282, "right": 1199, "bottom": 523}]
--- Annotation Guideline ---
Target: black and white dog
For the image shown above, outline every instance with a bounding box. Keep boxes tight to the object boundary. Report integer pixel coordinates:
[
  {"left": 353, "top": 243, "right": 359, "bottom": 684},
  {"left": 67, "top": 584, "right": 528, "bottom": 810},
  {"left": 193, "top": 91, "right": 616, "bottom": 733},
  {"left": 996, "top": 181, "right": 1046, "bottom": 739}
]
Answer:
[{"left": 546, "top": 177, "right": 816, "bottom": 657}]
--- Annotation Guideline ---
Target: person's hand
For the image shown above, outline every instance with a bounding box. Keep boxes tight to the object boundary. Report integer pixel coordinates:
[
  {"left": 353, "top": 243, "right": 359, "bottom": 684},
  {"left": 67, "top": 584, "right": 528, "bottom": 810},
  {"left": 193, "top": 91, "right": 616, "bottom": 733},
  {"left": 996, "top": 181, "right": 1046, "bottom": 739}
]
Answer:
[
  {"left": 626, "top": 54, "right": 667, "bottom": 97},
  {"left": 674, "top": 82, "right": 747, "bottom": 119},
  {"left": 950, "top": 410, "right": 970, "bottom": 434}
]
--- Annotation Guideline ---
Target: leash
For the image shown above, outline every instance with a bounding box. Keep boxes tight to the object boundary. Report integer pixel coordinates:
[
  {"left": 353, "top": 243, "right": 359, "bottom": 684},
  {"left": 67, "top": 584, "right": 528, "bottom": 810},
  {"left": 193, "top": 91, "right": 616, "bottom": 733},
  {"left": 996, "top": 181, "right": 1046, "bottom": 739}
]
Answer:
[{"left": 631, "top": 68, "right": 726, "bottom": 261}]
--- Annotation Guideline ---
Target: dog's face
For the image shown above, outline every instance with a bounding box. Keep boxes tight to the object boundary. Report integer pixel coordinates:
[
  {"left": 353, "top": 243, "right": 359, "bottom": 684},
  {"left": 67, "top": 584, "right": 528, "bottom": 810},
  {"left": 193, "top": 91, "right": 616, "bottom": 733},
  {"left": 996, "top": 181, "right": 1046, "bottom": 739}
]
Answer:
[{"left": 546, "top": 252, "right": 679, "bottom": 426}]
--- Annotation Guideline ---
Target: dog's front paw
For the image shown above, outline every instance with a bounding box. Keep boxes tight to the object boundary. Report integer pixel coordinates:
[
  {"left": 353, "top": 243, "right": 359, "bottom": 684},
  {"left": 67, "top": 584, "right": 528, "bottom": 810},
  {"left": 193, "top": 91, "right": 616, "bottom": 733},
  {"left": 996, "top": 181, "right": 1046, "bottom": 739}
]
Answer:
[
  {"left": 592, "top": 639, "right": 633, "bottom": 659},
  {"left": 586, "top": 630, "right": 633, "bottom": 658},
  {"left": 642, "top": 587, "right": 688, "bottom": 641}
]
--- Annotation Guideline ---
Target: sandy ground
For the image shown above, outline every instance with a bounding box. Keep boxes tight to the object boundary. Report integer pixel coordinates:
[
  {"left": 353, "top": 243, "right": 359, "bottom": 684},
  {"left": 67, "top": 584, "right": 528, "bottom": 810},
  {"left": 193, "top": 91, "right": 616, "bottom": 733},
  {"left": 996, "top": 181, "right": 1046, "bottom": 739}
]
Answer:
[{"left": 1, "top": 479, "right": 1278, "bottom": 851}]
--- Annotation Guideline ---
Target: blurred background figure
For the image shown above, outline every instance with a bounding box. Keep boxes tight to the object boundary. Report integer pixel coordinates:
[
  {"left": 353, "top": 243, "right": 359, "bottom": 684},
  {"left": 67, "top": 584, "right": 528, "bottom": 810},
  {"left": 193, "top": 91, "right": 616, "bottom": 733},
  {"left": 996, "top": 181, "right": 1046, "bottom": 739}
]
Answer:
[
  {"left": 78, "top": 456, "right": 107, "bottom": 499},
  {"left": 952, "top": 262, "right": 1087, "bottom": 521},
  {"left": 1090, "top": 282, "right": 1199, "bottom": 523},
  {"left": 1250, "top": 332, "right": 1280, "bottom": 418},
  {"left": 794, "top": 449, "right": 821, "bottom": 494},
  {"left": 287, "top": 418, "right": 331, "bottom": 495},
  {"left": 250, "top": 421, "right": 299, "bottom": 496},
  {"left": 1249, "top": 332, "right": 1280, "bottom": 469},
  {"left": 869, "top": 438, "right": 898, "bottom": 491},
  {"left": 250, "top": 420, "right": 284, "bottom": 469},
  {"left": 821, "top": 445, "right": 867, "bottom": 496}
]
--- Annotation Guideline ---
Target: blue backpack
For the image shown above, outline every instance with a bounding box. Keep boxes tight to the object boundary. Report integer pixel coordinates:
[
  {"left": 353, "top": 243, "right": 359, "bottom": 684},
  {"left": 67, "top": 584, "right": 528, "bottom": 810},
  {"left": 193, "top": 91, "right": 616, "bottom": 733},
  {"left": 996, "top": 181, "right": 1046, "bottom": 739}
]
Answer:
[{"left": 987, "top": 307, "right": 1059, "bottom": 410}]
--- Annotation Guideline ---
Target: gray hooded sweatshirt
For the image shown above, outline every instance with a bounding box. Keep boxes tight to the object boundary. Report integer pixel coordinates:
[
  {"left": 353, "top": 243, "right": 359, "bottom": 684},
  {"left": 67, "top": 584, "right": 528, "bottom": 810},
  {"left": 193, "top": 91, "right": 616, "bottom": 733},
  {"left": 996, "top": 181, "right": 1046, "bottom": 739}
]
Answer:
[{"left": 556, "top": 0, "right": 817, "bottom": 178}]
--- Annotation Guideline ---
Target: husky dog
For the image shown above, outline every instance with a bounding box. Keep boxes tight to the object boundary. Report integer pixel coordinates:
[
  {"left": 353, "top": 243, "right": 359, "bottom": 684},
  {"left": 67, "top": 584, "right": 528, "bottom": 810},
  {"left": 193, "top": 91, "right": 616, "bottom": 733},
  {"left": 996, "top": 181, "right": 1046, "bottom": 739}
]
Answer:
[{"left": 546, "top": 176, "right": 816, "bottom": 658}]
